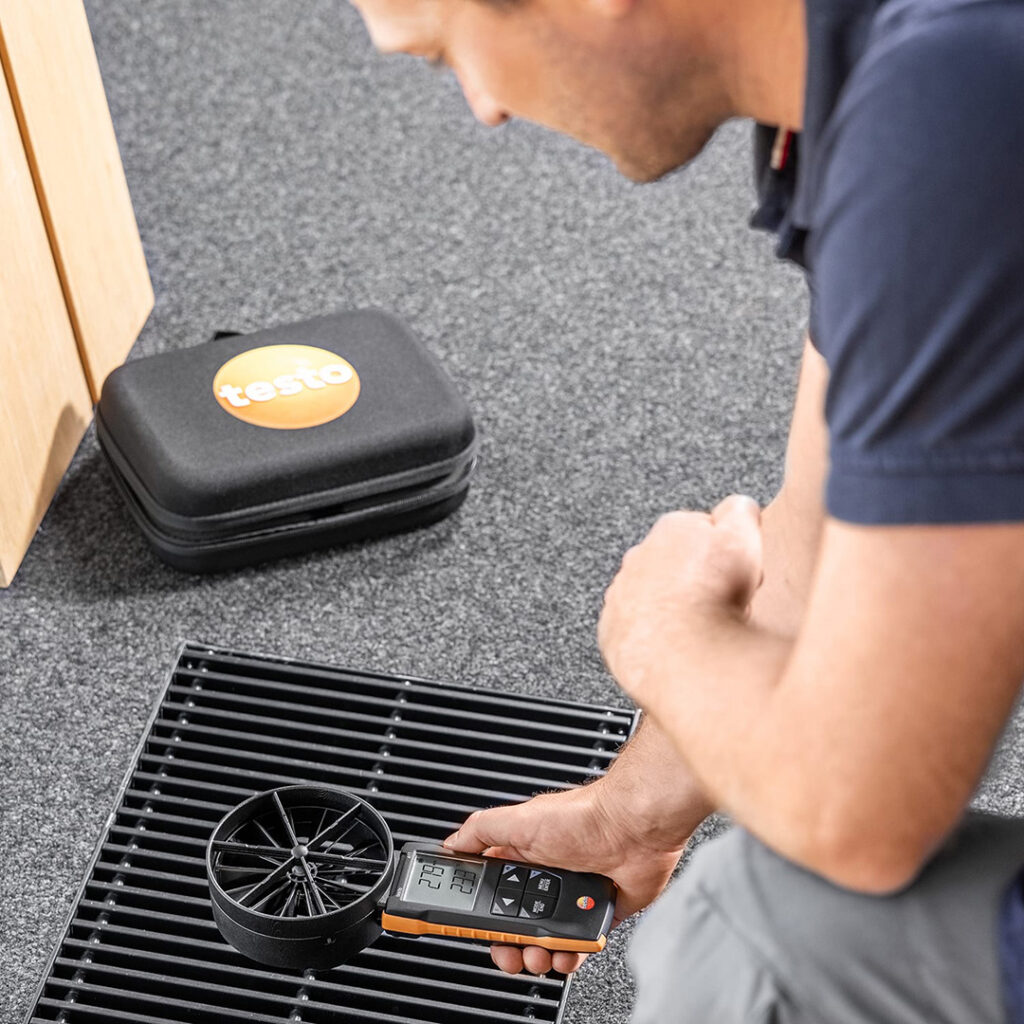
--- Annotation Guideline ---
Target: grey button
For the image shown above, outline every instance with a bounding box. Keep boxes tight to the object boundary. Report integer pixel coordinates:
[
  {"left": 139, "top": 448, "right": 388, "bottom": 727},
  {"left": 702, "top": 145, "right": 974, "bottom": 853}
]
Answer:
[
  {"left": 492, "top": 887, "right": 523, "bottom": 916},
  {"left": 525, "top": 870, "right": 560, "bottom": 901},
  {"left": 500, "top": 864, "right": 528, "bottom": 890},
  {"left": 519, "top": 893, "right": 556, "bottom": 919}
]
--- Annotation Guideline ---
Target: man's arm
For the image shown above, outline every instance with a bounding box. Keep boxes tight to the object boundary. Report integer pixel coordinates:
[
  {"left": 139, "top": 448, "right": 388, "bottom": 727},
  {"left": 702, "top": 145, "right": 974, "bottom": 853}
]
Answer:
[
  {"left": 756, "top": 337, "right": 829, "bottom": 635},
  {"left": 590, "top": 337, "right": 829, "bottom": 842},
  {"left": 601, "top": 504, "right": 1024, "bottom": 894},
  {"left": 447, "top": 338, "right": 830, "bottom": 975}
]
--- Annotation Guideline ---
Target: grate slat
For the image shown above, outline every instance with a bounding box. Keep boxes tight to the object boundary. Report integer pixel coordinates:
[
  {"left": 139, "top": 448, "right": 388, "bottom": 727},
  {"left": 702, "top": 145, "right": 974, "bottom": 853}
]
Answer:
[
  {"left": 37, "top": 991, "right": 490, "bottom": 1024},
  {"left": 133, "top": 756, "right": 480, "bottom": 827},
  {"left": 176, "top": 653, "right": 631, "bottom": 724},
  {"left": 142, "top": 739, "right": 548, "bottom": 805},
  {"left": 85, "top": 876, "right": 209, "bottom": 903},
  {"left": 48, "top": 959, "right": 554, "bottom": 1024},
  {"left": 60, "top": 935, "right": 561, "bottom": 992},
  {"left": 113, "top": 807, "right": 222, "bottom": 833},
  {"left": 149, "top": 716, "right": 599, "bottom": 786},
  {"left": 124, "top": 778, "right": 460, "bottom": 847},
  {"left": 63, "top": 922, "right": 563, "bottom": 989},
  {"left": 24, "top": 643, "right": 637, "bottom": 1024},
  {"left": 92, "top": 851, "right": 207, "bottom": 884},
  {"left": 159, "top": 691, "right": 619, "bottom": 763}
]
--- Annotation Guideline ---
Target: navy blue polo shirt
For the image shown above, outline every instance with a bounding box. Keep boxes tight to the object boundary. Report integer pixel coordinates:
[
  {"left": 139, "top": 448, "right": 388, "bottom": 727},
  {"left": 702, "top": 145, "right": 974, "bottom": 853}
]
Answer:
[{"left": 752, "top": 0, "right": 1024, "bottom": 525}]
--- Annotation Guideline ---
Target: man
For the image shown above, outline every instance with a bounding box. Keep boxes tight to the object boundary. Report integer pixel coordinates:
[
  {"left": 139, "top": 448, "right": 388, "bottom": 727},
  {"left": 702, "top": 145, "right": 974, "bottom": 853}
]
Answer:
[{"left": 348, "top": 0, "right": 1024, "bottom": 1019}]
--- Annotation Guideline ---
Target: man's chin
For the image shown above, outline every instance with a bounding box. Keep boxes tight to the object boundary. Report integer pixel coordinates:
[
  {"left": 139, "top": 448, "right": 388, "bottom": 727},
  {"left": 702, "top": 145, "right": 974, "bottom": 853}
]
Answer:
[
  {"left": 609, "top": 126, "right": 720, "bottom": 184},
  {"left": 611, "top": 152, "right": 686, "bottom": 185}
]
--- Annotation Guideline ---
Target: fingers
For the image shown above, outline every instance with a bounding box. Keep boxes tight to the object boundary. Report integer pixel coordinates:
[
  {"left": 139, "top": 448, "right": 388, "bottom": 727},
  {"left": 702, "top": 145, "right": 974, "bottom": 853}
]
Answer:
[
  {"left": 552, "top": 951, "right": 588, "bottom": 974},
  {"left": 491, "top": 945, "right": 550, "bottom": 976},
  {"left": 490, "top": 944, "right": 587, "bottom": 976},
  {"left": 491, "top": 945, "right": 529, "bottom": 975},
  {"left": 523, "top": 945, "right": 555, "bottom": 975}
]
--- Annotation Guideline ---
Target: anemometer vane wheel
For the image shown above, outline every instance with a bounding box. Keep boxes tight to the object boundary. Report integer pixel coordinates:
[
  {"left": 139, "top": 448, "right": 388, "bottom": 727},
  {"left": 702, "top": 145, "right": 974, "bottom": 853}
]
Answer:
[{"left": 206, "top": 785, "right": 395, "bottom": 969}]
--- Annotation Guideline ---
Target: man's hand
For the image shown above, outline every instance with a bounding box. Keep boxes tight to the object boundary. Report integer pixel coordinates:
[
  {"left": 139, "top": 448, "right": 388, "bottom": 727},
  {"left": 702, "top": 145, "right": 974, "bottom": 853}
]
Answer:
[
  {"left": 443, "top": 780, "right": 689, "bottom": 976},
  {"left": 598, "top": 496, "right": 766, "bottom": 710}
]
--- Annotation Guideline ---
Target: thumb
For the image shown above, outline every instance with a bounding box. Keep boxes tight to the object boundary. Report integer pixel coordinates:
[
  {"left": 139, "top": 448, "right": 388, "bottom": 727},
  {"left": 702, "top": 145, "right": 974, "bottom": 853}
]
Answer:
[
  {"left": 710, "top": 494, "right": 764, "bottom": 602},
  {"left": 710, "top": 493, "right": 762, "bottom": 532},
  {"left": 443, "top": 805, "right": 522, "bottom": 854}
]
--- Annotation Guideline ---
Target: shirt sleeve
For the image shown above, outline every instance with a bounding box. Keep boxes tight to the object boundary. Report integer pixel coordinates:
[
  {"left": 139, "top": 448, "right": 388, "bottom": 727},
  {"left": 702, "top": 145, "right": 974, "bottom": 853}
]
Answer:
[{"left": 809, "top": 5, "right": 1024, "bottom": 525}]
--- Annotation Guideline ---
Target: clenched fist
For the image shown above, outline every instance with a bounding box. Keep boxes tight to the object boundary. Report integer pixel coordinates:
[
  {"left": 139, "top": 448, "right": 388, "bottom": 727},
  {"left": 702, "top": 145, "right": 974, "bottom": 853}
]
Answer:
[{"left": 598, "top": 495, "right": 765, "bottom": 707}]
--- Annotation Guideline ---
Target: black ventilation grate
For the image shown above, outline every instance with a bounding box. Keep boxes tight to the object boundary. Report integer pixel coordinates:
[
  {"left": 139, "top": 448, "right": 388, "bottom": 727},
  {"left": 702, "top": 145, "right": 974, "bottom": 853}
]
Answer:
[{"left": 26, "top": 643, "right": 638, "bottom": 1024}]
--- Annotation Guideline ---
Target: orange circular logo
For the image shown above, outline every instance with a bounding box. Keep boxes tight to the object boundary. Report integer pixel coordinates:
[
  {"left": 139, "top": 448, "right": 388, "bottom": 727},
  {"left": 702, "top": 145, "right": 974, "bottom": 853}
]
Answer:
[
  {"left": 212, "top": 344, "right": 360, "bottom": 429},
  {"left": 576, "top": 896, "right": 596, "bottom": 911}
]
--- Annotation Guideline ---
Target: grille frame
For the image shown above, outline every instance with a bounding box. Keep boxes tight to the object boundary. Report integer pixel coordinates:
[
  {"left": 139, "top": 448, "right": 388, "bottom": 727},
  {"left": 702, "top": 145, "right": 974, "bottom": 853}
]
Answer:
[{"left": 24, "top": 641, "right": 640, "bottom": 1024}]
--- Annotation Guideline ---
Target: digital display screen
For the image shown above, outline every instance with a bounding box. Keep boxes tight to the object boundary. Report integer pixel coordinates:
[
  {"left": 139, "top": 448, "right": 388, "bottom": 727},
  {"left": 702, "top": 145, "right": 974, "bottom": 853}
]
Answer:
[{"left": 404, "top": 853, "right": 480, "bottom": 910}]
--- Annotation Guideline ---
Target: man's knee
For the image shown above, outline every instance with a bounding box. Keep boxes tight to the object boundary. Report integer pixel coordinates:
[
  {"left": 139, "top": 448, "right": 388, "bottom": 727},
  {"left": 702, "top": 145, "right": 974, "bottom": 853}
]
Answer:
[{"left": 629, "top": 817, "right": 1021, "bottom": 1024}]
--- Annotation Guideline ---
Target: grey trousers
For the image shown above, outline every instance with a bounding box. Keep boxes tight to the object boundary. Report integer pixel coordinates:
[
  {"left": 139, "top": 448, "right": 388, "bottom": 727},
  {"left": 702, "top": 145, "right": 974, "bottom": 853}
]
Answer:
[{"left": 629, "top": 813, "right": 1024, "bottom": 1024}]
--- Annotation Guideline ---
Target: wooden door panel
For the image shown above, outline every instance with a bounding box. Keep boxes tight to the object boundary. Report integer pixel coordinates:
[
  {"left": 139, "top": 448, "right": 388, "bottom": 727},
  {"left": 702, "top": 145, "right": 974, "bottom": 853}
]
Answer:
[
  {"left": 0, "top": 63, "right": 92, "bottom": 586},
  {"left": 0, "top": 0, "right": 154, "bottom": 400}
]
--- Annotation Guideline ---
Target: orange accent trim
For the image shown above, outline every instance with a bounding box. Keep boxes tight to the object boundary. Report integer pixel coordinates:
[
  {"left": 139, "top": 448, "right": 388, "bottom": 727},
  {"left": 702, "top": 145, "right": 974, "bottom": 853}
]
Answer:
[
  {"left": 770, "top": 127, "right": 793, "bottom": 171},
  {"left": 380, "top": 912, "right": 606, "bottom": 954}
]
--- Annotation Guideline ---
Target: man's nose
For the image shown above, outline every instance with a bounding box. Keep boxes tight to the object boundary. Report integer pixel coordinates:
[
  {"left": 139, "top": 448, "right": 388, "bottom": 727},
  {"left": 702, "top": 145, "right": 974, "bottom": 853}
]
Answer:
[{"left": 460, "top": 79, "right": 509, "bottom": 127}]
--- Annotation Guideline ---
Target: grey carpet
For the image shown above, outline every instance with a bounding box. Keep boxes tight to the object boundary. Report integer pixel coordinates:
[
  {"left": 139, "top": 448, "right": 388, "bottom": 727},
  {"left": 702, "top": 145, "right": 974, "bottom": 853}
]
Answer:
[{"left": 2, "top": 2, "right": 1022, "bottom": 1022}]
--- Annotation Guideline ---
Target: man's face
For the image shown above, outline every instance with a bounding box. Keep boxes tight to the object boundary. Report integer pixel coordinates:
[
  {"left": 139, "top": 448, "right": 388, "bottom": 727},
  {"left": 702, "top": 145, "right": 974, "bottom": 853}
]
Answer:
[{"left": 348, "top": 0, "right": 726, "bottom": 183}]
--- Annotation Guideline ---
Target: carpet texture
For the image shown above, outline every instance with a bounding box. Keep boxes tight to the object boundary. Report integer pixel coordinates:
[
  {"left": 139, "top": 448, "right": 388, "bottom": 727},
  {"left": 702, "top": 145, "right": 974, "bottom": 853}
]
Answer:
[{"left": 2, "top": 2, "right": 1022, "bottom": 1022}]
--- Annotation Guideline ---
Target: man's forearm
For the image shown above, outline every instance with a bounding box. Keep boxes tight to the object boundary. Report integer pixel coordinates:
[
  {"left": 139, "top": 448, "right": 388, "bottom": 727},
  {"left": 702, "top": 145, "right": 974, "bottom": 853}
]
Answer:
[
  {"left": 621, "top": 612, "right": 797, "bottom": 852},
  {"left": 594, "top": 715, "right": 715, "bottom": 850},
  {"left": 595, "top": 487, "right": 816, "bottom": 850},
  {"left": 597, "top": 339, "right": 830, "bottom": 872},
  {"left": 754, "top": 490, "right": 821, "bottom": 636},
  {"left": 620, "top": 513, "right": 1024, "bottom": 895}
]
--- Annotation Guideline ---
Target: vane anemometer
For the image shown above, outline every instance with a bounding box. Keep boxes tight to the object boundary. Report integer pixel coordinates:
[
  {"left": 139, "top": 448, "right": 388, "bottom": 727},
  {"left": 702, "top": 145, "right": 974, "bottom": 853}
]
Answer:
[{"left": 206, "top": 785, "right": 617, "bottom": 970}]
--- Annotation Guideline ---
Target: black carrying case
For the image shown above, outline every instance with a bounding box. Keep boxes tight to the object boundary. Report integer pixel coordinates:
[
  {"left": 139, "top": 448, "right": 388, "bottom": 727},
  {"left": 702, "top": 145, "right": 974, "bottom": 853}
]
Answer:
[{"left": 96, "top": 310, "right": 478, "bottom": 573}]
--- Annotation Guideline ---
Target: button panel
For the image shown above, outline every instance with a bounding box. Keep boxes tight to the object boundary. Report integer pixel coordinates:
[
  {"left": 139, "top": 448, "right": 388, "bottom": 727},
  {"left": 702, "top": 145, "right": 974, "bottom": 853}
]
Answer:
[{"left": 495, "top": 863, "right": 561, "bottom": 918}]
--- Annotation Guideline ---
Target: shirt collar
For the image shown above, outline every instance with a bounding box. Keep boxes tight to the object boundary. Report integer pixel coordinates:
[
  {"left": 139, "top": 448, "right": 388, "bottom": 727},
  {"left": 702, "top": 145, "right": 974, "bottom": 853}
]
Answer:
[{"left": 790, "top": 0, "right": 885, "bottom": 229}]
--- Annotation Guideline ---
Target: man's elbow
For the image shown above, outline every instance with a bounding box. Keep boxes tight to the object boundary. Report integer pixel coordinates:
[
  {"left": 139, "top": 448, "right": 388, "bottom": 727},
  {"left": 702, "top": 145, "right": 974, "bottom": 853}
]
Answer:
[
  {"left": 794, "top": 810, "right": 948, "bottom": 896},
  {"left": 805, "top": 841, "right": 927, "bottom": 895}
]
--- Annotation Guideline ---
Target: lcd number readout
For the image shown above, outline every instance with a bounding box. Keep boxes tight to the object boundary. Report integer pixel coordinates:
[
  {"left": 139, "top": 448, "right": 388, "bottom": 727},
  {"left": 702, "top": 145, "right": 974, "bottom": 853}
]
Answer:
[
  {"left": 418, "top": 862, "right": 476, "bottom": 894},
  {"left": 406, "top": 855, "right": 480, "bottom": 910}
]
